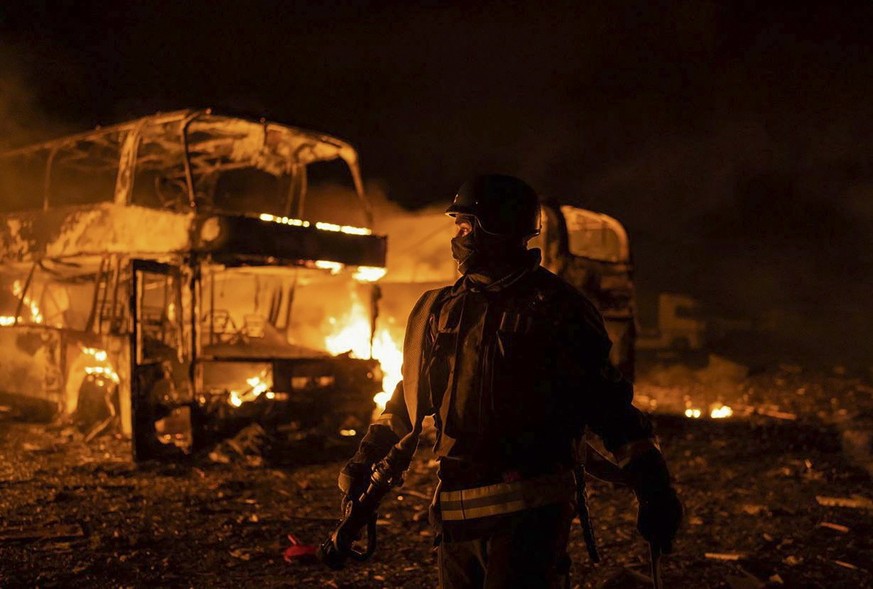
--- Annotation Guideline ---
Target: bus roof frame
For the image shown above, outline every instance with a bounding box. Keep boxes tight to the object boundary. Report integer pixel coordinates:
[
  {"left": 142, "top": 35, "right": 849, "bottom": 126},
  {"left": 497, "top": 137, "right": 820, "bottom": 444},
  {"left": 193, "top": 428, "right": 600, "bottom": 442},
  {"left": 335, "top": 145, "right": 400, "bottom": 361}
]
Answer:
[{"left": 0, "top": 109, "right": 372, "bottom": 225}]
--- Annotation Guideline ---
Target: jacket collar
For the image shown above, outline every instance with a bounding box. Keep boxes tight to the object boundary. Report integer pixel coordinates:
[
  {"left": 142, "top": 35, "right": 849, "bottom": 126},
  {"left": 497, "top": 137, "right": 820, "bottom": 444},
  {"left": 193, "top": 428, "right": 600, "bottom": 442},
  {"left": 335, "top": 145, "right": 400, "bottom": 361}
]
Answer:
[{"left": 450, "top": 248, "right": 542, "bottom": 296}]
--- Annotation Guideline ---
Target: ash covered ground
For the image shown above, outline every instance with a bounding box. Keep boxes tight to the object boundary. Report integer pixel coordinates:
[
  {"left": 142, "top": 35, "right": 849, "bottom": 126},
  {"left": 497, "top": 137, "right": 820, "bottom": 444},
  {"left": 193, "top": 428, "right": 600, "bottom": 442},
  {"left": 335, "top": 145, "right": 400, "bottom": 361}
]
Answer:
[{"left": 1, "top": 362, "right": 872, "bottom": 589}]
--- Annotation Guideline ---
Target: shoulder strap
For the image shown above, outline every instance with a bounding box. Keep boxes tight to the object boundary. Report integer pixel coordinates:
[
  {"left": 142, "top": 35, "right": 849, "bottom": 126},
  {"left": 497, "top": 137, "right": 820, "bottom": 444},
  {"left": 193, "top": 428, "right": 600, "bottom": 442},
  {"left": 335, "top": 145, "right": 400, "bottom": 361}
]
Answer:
[{"left": 400, "top": 287, "right": 448, "bottom": 432}]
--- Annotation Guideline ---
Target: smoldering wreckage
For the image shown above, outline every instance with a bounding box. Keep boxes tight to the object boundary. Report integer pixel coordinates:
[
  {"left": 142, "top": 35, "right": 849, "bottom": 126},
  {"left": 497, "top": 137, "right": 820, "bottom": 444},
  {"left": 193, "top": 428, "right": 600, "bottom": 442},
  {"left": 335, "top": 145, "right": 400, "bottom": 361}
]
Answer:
[{"left": 0, "top": 112, "right": 871, "bottom": 588}]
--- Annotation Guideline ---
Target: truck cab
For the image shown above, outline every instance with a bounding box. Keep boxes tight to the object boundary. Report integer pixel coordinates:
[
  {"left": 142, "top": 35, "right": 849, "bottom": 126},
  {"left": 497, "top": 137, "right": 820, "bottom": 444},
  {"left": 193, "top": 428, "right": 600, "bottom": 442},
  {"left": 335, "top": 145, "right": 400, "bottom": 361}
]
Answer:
[{"left": 533, "top": 201, "right": 636, "bottom": 379}]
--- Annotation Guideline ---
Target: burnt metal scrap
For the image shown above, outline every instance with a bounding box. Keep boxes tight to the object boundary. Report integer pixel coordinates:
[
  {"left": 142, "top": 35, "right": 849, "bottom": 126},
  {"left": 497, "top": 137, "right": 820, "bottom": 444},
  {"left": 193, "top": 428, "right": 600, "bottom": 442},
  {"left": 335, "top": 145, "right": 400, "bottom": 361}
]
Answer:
[{"left": 0, "top": 110, "right": 389, "bottom": 461}]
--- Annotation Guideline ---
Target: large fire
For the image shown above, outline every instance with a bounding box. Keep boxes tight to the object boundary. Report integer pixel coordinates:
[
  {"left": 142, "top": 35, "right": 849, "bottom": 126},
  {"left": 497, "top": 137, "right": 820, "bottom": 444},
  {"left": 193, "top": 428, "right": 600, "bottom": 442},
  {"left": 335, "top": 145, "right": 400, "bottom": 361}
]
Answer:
[{"left": 325, "top": 296, "right": 402, "bottom": 413}]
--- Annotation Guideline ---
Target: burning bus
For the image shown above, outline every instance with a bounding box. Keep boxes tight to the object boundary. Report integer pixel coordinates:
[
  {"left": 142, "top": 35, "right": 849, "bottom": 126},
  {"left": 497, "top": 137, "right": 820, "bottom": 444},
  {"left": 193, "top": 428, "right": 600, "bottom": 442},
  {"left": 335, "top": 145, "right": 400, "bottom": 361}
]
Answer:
[{"left": 0, "top": 109, "right": 393, "bottom": 460}]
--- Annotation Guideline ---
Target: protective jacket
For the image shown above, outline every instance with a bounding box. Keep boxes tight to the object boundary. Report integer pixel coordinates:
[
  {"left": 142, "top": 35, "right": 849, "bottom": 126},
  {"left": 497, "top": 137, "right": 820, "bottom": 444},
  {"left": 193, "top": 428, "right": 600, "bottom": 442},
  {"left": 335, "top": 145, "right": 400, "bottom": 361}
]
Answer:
[{"left": 365, "top": 250, "right": 656, "bottom": 511}]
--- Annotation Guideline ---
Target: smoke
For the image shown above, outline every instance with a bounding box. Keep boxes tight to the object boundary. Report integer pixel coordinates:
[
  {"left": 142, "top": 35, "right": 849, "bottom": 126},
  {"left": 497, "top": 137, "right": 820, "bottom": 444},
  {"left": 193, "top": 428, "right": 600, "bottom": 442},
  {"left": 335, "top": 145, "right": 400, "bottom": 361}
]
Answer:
[
  {"left": 562, "top": 117, "right": 873, "bottom": 368},
  {"left": 303, "top": 176, "right": 456, "bottom": 285},
  {"left": 0, "top": 48, "right": 72, "bottom": 150}
]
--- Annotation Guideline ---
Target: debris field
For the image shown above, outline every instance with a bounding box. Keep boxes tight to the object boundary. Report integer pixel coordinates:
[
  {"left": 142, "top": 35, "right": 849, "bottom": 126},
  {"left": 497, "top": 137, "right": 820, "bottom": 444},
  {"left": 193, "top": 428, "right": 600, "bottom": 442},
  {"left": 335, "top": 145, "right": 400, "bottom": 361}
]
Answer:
[{"left": 1, "top": 364, "right": 871, "bottom": 589}]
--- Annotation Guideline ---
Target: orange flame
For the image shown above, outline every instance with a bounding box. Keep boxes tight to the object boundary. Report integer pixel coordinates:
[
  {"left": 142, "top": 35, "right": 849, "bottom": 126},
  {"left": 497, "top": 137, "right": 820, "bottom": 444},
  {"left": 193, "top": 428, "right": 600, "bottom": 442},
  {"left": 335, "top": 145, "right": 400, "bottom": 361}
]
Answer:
[
  {"left": 228, "top": 371, "right": 272, "bottom": 407},
  {"left": 1, "top": 280, "right": 43, "bottom": 326},
  {"left": 325, "top": 297, "right": 402, "bottom": 413}
]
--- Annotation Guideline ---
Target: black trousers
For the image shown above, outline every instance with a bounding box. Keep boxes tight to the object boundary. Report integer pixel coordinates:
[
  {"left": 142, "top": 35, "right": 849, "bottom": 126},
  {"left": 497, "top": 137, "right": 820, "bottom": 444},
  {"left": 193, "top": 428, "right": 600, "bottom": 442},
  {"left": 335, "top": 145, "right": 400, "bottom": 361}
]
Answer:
[{"left": 437, "top": 502, "right": 573, "bottom": 589}]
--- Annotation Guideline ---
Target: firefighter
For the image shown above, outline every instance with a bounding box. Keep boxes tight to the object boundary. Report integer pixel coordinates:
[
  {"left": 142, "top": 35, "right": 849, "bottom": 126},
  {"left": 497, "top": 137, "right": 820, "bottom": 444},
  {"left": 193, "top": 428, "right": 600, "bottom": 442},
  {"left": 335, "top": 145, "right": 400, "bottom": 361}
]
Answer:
[{"left": 338, "top": 174, "right": 682, "bottom": 587}]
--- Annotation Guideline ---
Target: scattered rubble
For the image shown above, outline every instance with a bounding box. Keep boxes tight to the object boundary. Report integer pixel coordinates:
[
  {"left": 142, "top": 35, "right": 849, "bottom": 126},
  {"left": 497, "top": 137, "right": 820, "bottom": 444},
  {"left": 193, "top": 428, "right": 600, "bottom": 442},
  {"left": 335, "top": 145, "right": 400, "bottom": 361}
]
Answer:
[
  {"left": 0, "top": 364, "right": 871, "bottom": 587},
  {"left": 0, "top": 523, "right": 84, "bottom": 543},
  {"left": 283, "top": 534, "right": 319, "bottom": 563},
  {"left": 208, "top": 424, "right": 272, "bottom": 467},
  {"left": 705, "top": 553, "right": 745, "bottom": 561}
]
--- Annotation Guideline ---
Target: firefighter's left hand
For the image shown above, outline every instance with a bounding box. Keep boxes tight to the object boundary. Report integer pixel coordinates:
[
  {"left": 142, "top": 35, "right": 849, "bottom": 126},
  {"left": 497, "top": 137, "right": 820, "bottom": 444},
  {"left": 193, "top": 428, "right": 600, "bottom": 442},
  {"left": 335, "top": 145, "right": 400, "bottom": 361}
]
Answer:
[{"left": 637, "top": 487, "right": 683, "bottom": 553}]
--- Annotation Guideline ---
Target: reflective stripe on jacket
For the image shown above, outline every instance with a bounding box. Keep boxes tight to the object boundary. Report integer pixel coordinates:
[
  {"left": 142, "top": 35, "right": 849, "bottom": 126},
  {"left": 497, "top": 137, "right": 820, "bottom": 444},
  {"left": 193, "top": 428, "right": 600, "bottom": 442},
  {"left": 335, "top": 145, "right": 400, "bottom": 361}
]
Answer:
[{"left": 439, "top": 471, "right": 575, "bottom": 521}]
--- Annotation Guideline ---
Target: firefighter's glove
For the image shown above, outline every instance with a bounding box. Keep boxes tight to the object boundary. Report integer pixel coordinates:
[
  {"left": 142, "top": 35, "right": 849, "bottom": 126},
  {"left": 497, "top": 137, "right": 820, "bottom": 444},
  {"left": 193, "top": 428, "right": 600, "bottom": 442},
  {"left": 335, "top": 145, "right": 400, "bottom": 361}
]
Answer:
[
  {"left": 337, "top": 425, "right": 399, "bottom": 504},
  {"left": 637, "top": 486, "right": 682, "bottom": 553},
  {"left": 624, "top": 448, "right": 683, "bottom": 554}
]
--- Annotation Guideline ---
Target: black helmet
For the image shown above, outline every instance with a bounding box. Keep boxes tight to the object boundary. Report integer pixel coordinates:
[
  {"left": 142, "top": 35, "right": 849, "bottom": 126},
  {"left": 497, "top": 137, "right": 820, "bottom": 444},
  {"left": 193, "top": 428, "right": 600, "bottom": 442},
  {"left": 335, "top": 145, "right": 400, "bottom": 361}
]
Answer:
[{"left": 446, "top": 174, "right": 540, "bottom": 238}]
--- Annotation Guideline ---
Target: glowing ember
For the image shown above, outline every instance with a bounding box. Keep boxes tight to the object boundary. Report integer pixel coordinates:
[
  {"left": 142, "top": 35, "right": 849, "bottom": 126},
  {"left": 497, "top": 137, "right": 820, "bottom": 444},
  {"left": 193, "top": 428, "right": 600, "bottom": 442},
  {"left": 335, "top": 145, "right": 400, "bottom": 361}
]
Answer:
[
  {"left": 710, "top": 404, "right": 733, "bottom": 419},
  {"left": 325, "top": 298, "right": 403, "bottom": 413},
  {"left": 227, "top": 370, "right": 272, "bottom": 407},
  {"left": 684, "top": 402, "right": 733, "bottom": 419}
]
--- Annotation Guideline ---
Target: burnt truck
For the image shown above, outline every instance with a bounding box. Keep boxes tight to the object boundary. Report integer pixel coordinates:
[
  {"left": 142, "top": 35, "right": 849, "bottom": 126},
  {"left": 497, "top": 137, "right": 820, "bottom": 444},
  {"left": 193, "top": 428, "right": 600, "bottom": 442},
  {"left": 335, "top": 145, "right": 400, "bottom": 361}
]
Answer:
[
  {"left": 0, "top": 110, "right": 389, "bottom": 460},
  {"left": 535, "top": 201, "right": 636, "bottom": 379}
]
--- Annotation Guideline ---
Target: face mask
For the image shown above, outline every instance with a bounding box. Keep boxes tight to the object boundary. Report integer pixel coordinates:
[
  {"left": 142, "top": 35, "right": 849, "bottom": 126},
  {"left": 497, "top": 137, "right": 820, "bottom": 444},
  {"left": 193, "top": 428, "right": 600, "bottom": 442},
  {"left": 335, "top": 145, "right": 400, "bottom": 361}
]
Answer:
[
  {"left": 451, "top": 233, "right": 478, "bottom": 275},
  {"left": 452, "top": 230, "right": 525, "bottom": 276}
]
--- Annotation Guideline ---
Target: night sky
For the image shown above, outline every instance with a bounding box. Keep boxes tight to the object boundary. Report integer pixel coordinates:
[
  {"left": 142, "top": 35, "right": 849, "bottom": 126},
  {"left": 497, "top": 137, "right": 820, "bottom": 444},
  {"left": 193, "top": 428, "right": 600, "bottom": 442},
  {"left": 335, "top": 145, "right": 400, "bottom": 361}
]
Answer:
[{"left": 2, "top": 1, "right": 873, "bottom": 365}]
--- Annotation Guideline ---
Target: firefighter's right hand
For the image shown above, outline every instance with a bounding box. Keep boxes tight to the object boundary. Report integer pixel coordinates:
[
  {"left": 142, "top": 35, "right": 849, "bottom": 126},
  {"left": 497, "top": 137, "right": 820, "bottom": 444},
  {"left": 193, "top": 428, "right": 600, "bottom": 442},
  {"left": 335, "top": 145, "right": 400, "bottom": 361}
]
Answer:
[
  {"left": 637, "top": 486, "right": 683, "bottom": 554},
  {"left": 623, "top": 447, "right": 683, "bottom": 553}
]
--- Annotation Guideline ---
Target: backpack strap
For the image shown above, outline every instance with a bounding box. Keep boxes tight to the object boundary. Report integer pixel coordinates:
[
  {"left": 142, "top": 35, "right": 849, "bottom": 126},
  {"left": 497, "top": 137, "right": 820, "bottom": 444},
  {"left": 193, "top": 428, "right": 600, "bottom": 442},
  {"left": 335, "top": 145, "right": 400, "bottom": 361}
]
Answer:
[{"left": 394, "top": 286, "right": 449, "bottom": 452}]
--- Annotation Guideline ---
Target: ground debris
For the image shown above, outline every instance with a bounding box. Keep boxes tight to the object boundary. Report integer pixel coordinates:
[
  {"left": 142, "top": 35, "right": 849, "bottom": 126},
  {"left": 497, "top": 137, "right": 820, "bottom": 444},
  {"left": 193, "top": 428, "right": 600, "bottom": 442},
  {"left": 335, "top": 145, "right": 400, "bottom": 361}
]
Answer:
[
  {"left": 817, "top": 521, "right": 850, "bottom": 533},
  {"left": 283, "top": 533, "right": 318, "bottom": 563},
  {"left": 398, "top": 489, "right": 431, "bottom": 501},
  {"left": 1, "top": 364, "right": 872, "bottom": 587},
  {"left": 598, "top": 567, "right": 651, "bottom": 588},
  {"left": 0, "top": 523, "right": 84, "bottom": 543},
  {"left": 208, "top": 423, "right": 271, "bottom": 466},
  {"left": 815, "top": 495, "right": 873, "bottom": 510},
  {"left": 756, "top": 408, "right": 798, "bottom": 421},
  {"left": 726, "top": 571, "right": 765, "bottom": 589},
  {"left": 705, "top": 552, "right": 745, "bottom": 561},
  {"left": 782, "top": 555, "right": 802, "bottom": 566}
]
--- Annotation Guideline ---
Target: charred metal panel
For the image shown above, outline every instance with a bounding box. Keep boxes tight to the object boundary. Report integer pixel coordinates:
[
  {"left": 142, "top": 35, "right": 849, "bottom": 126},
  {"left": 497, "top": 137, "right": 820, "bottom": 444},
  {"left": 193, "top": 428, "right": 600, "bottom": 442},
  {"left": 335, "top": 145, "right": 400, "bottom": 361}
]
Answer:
[
  {"left": 0, "top": 207, "right": 386, "bottom": 269},
  {"left": 197, "top": 215, "right": 387, "bottom": 268},
  {"left": 0, "top": 205, "right": 192, "bottom": 264},
  {"left": 195, "top": 356, "right": 380, "bottom": 445},
  {"left": 0, "top": 327, "right": 62, "bottom": 407}
]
